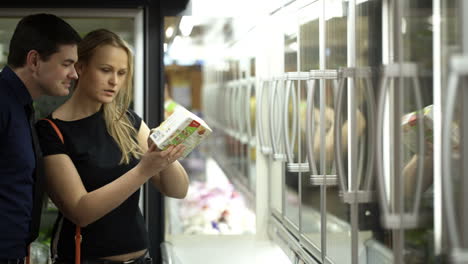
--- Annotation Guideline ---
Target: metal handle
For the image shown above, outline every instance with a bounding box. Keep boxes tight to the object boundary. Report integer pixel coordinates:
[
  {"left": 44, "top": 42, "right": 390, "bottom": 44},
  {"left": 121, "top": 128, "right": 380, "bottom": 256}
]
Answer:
[
  {"left": 335, "top": 67, "right": 377, "bottom": 202},
  {"left": 363, "top": 75, "right": 376, "bottom": 191},
  {"left": 310, "top": 175, "right": 338, "bottom": 186},
  {"left": 237, "top": 80, "right": 248, "bottom": 144},
  {"left": 245, "top": 78, "right": 256, "bottom": 147},
  {"left": 224, "top": 84, "right": 232, "bottom": 134},
  {"left": 229, "top": 83, "right": 237, "bottom": 136},
  {"left": 339, "top": 67, "right": 377, "bottom": 192},
  {"left": 257, "top": 80, "right": 272, "bottom": 155},
  {"left": 269, "top": 78, "right": 286, "bottom": 161},
  {"left": 268, "top": 79, "right": 279, "bottom": 157},
  {"left": 232, "top": 81, "right": 239, "bottom": 138},
  {"left": 220, "top": 85, "right": 226, "bottom": 130},
  {"left": 215, "top": 87, "right": 221, "bottom": 128},
  {"left": 231, "top": 81, "right": 240, "bottom": 141},
  {"left": 443, "top": 58, "right": 463, "bottom": 248},
  {"left": 376, "top": 63, "right": 426, "bottom": 228},
  {"left": 334, "top": 76, "right": 347, "bottom": 192},
  {"left": 283, "top": 79, "right": 298, "bottom": 164},
  {"left": 411, "top": 73, "right": 426, "bottom": 215},
  {"left": 217, "top": 87, "right": 222, "bottom": 127},
  {"left": 306, "top": 79, "right": 319, "bottom": 175},
  {"left": 208, "top": 86, "right": 215, "bottom": 126},
  {"left": 376, "top": 72, "right": 391, "bottom": 217},
  {"left": 256, "top": 80, "right": 264, "bottom": 150}
]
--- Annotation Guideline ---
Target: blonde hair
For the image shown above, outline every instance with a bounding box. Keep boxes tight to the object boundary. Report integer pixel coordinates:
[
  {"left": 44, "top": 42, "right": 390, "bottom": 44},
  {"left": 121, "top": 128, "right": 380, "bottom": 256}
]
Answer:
[{"left": 78, "top": 29, "right": 143, "bottom": 164}]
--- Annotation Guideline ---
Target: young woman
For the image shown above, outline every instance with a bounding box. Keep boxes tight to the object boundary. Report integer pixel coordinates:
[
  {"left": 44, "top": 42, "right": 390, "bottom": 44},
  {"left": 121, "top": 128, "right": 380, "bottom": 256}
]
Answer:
[{"left": 36, "top": 29, "right": 189, "bottom": 263}]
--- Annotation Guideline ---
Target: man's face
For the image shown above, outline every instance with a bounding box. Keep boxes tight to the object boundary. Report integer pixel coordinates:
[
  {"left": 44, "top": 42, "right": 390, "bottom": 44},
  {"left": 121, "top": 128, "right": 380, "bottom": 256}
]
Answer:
[{"left": 34, "top": 44, "right": 78, "bottom": 97}]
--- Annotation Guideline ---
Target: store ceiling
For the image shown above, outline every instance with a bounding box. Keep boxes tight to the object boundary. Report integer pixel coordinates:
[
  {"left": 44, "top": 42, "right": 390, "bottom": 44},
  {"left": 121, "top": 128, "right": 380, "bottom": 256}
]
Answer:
[{"left": 164, "top": 16, "right": 206, "bottom": 45}]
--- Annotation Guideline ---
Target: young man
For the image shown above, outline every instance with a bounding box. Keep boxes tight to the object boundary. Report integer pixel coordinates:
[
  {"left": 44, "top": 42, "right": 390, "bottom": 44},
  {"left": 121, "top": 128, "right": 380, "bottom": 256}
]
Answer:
[{"left": 0, "top": 13, "right": 81, "bottom": 262}]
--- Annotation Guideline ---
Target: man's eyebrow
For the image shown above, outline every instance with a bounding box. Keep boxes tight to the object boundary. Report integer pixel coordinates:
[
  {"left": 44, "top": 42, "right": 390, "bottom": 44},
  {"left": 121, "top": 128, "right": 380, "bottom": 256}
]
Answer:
[{"left": 64, "top": 59, "right": 76, "bottom": 64}]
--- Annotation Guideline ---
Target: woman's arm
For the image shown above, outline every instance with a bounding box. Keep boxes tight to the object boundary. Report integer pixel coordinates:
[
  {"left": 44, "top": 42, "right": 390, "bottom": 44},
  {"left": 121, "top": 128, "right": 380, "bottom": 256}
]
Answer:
[
  {"left": 137, "top": 121, "right": 189, "bottom": 199},
  {"left": 44, "top": 142, "right": 172, "bottom": 227}
]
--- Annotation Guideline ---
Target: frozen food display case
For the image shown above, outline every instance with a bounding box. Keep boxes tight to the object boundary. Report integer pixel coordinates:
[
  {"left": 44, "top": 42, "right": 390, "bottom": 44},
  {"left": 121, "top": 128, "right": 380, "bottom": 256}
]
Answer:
[{"left": 196, "top": 0, "right": 440, "bottom": 263}]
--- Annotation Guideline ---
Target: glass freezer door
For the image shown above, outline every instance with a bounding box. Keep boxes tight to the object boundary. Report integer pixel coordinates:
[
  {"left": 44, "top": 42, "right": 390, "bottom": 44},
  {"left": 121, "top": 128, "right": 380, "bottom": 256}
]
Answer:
[
  {"left": 298, "top": 0, "right": 322, "bottom": 258},
  {"left": 375, "top": 1, "right": 435, "bottom": 263},
  {"left": 323, "top": 0, "right": 352, "bottom": 263}
]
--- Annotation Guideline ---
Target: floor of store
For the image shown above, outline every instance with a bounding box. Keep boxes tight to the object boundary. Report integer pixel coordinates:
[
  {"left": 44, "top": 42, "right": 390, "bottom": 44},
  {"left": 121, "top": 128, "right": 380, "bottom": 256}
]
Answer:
[{"left": 165, "top": 153, "right": 291, "bottom": 263}]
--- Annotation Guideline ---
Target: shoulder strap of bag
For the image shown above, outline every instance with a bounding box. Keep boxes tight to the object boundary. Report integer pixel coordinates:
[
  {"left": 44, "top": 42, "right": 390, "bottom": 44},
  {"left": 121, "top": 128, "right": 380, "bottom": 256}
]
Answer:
[{"left": 40, "top": 118, "right": 82, "bottom": 264}]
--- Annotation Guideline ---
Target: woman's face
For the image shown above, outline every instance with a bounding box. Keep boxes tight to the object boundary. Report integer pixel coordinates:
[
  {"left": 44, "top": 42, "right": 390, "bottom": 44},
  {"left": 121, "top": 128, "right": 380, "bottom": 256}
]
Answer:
[{"left": 77, "top": 44, "right": 128, "bottom": 104}]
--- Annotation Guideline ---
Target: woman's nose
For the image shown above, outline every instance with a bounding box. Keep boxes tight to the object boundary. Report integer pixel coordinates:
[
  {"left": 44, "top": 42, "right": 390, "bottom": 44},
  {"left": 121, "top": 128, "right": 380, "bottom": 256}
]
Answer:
[{"left": 109, "top": 73, "right": 118, "bottom": 85}]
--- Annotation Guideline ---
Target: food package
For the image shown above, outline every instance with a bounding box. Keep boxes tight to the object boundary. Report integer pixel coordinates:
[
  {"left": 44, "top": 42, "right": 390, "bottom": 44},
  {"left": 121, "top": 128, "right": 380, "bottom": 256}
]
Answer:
[
  {"left": 402, "top": 105, "right": 434, "bottom": 154},
  {"left": 402, "top": 104, "right": 459, "bottom": 154},
  {"left": 150, "top": 104, "right": 212, "bottom": 159}
]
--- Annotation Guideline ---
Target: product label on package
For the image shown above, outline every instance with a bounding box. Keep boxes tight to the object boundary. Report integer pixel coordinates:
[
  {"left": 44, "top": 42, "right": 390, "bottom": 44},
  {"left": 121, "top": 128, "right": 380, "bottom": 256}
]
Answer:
[
  {"left": 166, "top": 120, "right": 200, "bottom": 147},
  {"left": 150, "top": 105, "right": 212, "bottom": 159}
]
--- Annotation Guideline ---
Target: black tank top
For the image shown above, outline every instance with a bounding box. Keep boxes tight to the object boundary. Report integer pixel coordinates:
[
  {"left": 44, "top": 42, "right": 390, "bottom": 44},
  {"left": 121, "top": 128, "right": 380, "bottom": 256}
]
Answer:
[{"left": 35, "top": 109, "right": 148, "bottom": 260}]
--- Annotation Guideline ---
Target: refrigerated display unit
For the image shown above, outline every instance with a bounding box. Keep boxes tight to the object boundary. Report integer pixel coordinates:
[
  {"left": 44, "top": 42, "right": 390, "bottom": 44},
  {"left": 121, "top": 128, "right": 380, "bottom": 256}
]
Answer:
[{"left": 195, "top": 0, "right": 447, "bottom": 263}]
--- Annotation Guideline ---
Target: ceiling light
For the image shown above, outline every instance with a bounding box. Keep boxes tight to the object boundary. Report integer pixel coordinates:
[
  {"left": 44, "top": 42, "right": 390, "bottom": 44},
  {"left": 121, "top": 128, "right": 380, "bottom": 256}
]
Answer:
[
  {"left": 180, "top": 16, "right": 194, "bottom": 37},
  {"left": 166, "top": 26, "right": 174, "bottom": 38}
]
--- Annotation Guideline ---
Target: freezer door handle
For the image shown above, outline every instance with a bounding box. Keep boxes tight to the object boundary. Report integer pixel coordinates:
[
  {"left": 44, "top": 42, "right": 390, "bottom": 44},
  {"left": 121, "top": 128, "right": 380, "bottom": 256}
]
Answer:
[
  {"left": 334, "top": 67, "right": 376, "bottom": 202},
  {"left": 283, "top": 79, "right": 298, "bottom": 166},
  {"left": 269, "top": 77, "right": 287, "bottom": 161},
  {"left": 443, "top": 55, "right": 468, "bottom": 256},
  {"left": 376, "top": 63, "right": 426, "bottom": 229},
  {"left": 306, "top": 78, "right": 319, "bottom": 176},
  {"left": 257, "top": 79, "right": 272, "bottom": 155}
]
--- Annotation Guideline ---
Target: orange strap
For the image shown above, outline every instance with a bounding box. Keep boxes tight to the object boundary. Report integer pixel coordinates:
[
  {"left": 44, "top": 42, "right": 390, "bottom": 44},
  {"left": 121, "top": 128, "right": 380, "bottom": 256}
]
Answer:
[
  {"left": 41, "top": 118, "right": 64, "bottom": 143},
  {"left": 41, "top": 118, "right": 82, "bottom": 264},
  {"left": 75, "top": 225, "right": 81, "bottom": 264},
  {"left": 26, "top": 244, "right": 30, "bottom": 264}
]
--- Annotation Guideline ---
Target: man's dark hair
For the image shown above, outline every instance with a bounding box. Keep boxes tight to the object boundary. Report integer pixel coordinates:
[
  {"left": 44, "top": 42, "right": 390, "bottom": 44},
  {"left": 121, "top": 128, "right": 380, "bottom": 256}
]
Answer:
[{"left": 7, "top": 13, "right": 81, "bottom": 68}]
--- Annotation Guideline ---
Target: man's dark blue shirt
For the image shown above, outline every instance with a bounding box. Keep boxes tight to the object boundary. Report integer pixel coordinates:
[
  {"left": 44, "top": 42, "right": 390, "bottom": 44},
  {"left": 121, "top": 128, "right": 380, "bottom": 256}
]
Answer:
[{"left": 0, "top": 66, "right": 35, "bottom": 258}]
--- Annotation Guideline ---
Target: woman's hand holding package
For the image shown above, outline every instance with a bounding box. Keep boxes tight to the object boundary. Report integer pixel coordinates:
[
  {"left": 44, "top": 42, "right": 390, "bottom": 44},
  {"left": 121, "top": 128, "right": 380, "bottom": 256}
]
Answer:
[
  {"left": 142, "top": 124, "right": 189, "bottom": 198},
  {"left": 136, "top": 142, "right": 185, "bottom": 179}
]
